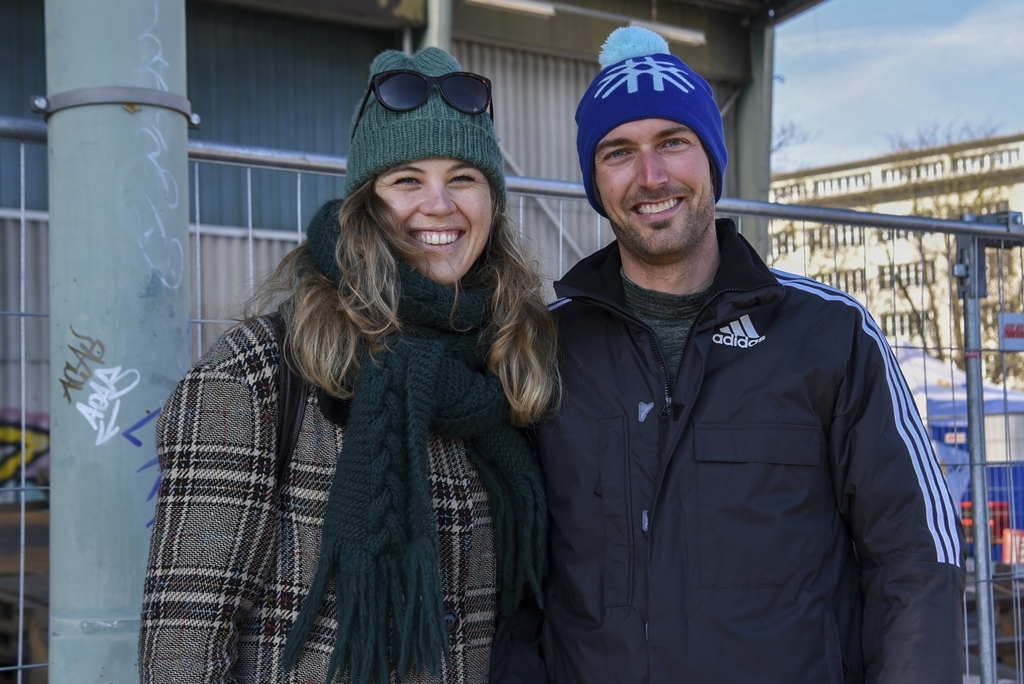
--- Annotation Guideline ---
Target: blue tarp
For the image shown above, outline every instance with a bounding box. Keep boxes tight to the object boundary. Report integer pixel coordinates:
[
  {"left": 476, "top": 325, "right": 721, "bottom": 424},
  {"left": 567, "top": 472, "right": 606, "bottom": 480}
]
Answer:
[{"left": 895, "top": 347, "right": 1024, "bottom": 559}]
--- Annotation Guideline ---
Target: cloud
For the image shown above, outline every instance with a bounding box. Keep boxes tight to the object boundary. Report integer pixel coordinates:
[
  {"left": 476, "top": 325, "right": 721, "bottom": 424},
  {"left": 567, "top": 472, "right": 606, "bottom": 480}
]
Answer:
[{"left": 773, "top": 0, "right": 1024, "bottom": 171}]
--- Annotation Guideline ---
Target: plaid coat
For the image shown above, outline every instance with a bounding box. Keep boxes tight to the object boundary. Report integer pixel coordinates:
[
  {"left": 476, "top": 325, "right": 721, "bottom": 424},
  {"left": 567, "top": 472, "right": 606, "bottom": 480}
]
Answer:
[{"left": 139, "top": 317, "right": 497, "bottom": 684}]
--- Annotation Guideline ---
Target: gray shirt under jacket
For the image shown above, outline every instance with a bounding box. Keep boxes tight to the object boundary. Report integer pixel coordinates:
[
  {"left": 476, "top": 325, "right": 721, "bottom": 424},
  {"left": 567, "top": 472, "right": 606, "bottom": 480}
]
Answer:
[{"left": 621, "top": 270, "right": 710, "bottom": 387}]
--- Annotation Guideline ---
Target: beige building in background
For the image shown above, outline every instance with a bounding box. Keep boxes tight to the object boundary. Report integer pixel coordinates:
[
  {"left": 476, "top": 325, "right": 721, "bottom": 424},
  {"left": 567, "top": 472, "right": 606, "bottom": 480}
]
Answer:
[
  {"left": 771, "top": 131, "right": 1024, "bottom": 214},
  {"left": 767, "top": 132, "right": 1024, "bottom": 385}
]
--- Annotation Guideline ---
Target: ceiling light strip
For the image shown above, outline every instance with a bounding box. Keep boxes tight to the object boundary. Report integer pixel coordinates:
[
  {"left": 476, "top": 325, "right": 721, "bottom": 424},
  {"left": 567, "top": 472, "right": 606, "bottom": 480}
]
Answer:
[
  {"left": 465, "top": 0, "right": 556, "bottom": 17},
  {"left": 464, "top": 0, "right": 706, "bottom": 46}
]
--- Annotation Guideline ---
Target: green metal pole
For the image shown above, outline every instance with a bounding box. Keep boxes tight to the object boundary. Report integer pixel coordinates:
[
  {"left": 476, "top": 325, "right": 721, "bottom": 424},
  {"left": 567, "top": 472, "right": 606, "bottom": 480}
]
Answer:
[
  {"left": 420, "top": 0, "right": 452, "bottom": 51},
  {"left": 733, "top": 20, "right": 774, "bottom": 258},
  {"left": 45, "top": 0, "right": 190, "bottom": 681}
]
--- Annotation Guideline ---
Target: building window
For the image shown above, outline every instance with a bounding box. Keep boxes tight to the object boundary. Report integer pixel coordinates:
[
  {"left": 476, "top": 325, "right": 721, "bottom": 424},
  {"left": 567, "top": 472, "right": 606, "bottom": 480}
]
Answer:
[
  {"left": 882, "top": 161, "right": 945, "bottom": 184},
  {"left": 813, "top": 173, "right": 871, "bottom": 197},
  {"left": 954, "top": 148, "right": 1021, "bottom": 175},
  {"left": 881, "top": 168, "right": 904, "bottom": 184},
  {"left": 773, "top": 230, "right": 798, "bottom": 255},
  {"left": 817, "top": 268, "right": 867, "bottom": 293},
  {"left": 980, "top": 201, "right": 1011, "bottom": 215},
  {"left": 881, "top": 311, "right": 934, "bottom": 338},
  {"left": 835, "top": 224, "right": 864, "bottom": 247},
  {"left": 772, "top": 183, "right": 808, "bottom": 203},
  {"left": 982, "top": 303, "right": 1007, "bottom": 330},
  {"left": 877, "top": 228, "right": 914, "bottom": 243},
  {"left": 805, "top": 224, "right": 865, "bottom": 253},
  {"left": 877, "top": 262, "right": 937, "bottom": 288}
]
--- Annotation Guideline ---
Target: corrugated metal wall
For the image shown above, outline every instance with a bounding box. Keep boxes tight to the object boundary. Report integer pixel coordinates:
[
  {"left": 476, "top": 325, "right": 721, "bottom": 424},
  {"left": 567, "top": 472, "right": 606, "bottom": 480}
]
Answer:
[
  {"left": 453, "top": 40, "right": 596, "bottom": 182},
  {"left": 453, "top": 40, "right": 606, "bottom": 281},
  {"left": 188, "top": 225, "right": 301, "bottom": 355},
  {"left": 716, "top": 83, "right": 739, "bottom": 200},
  {"left": 0, "top": 212, "right": 49, "bottom": 454},
  {"left": 0, "top": 0, "right": 47, "bottom": 212},
  {"left": 186, "top": 0, "right": 393, "bottom": 333},
  {"left": 185, "top": 0, "right": 399, "bottom": 230}
]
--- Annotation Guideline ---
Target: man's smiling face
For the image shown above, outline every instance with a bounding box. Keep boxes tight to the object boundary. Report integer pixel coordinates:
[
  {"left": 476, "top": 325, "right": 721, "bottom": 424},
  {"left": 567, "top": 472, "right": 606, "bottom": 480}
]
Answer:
[{"left": 593, "top": 118, "right": 717, "bottom": 271}]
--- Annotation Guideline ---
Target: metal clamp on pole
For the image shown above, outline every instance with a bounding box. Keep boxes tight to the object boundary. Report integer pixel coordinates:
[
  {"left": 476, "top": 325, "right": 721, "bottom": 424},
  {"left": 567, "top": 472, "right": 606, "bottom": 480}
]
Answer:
[
  {"left": 962, "top": 210, "right": 1024, "bottom": 247},
  {"left": 31, "top": 87, "right": 200, "bottom": 128}
]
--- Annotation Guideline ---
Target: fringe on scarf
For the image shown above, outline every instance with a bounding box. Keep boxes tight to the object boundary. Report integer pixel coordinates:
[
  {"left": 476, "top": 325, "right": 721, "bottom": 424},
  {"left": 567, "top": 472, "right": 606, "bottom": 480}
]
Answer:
[
  {"left": 469, "top": 434, "right": 547, "bottom": 616},
  {"left": 282, "top": 538, "right": 449, "bottom": 684}
]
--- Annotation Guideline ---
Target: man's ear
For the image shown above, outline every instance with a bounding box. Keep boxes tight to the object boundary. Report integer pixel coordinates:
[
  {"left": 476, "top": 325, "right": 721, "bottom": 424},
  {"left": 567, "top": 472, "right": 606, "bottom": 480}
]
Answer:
[{"left": 707, "top": 154, "right": 719, "bottom": 198}]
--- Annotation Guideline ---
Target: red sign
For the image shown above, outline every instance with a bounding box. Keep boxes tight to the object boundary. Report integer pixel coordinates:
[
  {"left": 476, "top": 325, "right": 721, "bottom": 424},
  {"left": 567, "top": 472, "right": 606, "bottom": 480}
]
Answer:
[{"left": 999, "top": 313, "right": 1024, "bottom": 351}]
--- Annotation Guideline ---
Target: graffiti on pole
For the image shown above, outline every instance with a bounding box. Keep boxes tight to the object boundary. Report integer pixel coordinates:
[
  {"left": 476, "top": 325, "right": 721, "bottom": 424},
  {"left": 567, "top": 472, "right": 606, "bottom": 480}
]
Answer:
[{"left": 59, "top": 326, "right": 142, "bottom": 446}]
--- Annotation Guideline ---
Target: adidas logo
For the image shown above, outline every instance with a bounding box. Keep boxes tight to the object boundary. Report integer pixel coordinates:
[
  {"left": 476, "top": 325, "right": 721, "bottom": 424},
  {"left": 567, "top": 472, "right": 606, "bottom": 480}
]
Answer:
[{"left": 712, "top": 315, "right": 765, "bottom": 348}]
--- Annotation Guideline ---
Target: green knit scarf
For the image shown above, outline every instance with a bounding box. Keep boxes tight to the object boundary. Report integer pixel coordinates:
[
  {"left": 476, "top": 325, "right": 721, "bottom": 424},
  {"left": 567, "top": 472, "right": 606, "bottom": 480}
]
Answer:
[{"left": 282, "top": 261, "right": 547, "bottom": 684}]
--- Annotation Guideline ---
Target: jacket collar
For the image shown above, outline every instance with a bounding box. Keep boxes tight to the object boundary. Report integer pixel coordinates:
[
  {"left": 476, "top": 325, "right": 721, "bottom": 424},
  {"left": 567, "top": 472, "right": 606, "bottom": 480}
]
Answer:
[{"left": 554, "top": 218, "right": 783, "bottom": 325}]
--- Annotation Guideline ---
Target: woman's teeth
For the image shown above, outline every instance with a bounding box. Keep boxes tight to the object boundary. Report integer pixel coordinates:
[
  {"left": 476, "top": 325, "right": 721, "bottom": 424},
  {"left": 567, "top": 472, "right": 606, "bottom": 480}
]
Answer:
[{"left": 415, "top": 231, "right": 459, "bottom": 246}]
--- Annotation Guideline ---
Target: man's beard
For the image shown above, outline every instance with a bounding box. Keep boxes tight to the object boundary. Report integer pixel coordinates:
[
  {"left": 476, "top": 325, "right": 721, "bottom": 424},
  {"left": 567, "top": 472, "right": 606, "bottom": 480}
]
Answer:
[{"left": 609, "top": 184, "right": 717, "bottom": 267}]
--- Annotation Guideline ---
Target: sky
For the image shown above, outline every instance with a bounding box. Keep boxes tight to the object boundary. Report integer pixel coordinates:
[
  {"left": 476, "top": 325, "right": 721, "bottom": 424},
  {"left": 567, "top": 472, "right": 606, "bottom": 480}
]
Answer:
[{"left": 771, "top": 0, "right": 1024, "bottom": 173}]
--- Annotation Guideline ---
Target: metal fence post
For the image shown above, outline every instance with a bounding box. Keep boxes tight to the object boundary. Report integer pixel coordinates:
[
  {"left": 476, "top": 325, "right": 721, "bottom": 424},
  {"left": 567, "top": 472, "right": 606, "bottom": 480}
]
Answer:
[
  {"left": 43, "top": 0, "right": 191, "bottom": 681},
  {"left": 957, "top": 225, "right": 997, "bottom": 684}
]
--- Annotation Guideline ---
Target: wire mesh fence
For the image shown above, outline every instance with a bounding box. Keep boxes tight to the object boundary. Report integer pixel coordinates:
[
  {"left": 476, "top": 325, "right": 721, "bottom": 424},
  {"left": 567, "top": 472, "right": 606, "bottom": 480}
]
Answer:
[
  {"left": 0, "top": 137, "right": 49, "bottom": 684},
  {"left": 756, "top": 213, "right": 1024, "bottom": 683},
  {"left": 3, "top": 127, "right": 1024, "bottom": 682}
]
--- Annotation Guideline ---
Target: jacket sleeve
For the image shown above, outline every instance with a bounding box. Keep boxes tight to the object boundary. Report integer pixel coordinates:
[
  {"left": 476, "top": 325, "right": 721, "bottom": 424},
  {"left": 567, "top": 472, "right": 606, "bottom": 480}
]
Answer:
[
  {"left": 138, "top": 321, "right": 279, "bottom": 684},
  {"left": 830, "top": 315, "right": 966, "bottom": 684}
]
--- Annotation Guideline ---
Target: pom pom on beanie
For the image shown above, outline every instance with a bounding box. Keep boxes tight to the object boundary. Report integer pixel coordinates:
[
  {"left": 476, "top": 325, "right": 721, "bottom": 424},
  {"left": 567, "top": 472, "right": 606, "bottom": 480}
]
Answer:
[{"left": 598, "top": 26, "right": 669, "bottom": 67}]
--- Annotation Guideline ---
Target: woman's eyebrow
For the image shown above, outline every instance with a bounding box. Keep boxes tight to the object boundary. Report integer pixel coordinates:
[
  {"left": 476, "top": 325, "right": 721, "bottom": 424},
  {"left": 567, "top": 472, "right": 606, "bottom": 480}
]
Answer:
[{"left": 382, "top": 164, "right": 423, "bottom": 175}]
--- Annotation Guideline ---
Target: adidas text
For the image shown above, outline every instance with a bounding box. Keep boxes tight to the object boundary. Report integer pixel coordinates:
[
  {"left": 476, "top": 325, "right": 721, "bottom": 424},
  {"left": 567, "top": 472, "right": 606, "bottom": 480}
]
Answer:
[{"left": 712, "top": 332, "right": 765, "bottom": 348}]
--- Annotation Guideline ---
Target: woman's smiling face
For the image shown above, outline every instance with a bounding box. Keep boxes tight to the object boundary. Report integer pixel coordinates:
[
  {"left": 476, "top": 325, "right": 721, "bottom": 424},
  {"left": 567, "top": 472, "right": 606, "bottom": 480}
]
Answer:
[{"left": 374, "top": 158, "right": 493, "bottom": 286}]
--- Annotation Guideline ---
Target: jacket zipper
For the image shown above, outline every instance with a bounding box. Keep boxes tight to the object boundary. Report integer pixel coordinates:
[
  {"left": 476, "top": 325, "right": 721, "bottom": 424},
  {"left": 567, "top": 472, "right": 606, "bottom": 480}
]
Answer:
[
  {"left": 649, "top": 329, "right": 673, "bottom": 417},
  {"left": 577, "top": 299, "right": 673, "bottom": 413}
]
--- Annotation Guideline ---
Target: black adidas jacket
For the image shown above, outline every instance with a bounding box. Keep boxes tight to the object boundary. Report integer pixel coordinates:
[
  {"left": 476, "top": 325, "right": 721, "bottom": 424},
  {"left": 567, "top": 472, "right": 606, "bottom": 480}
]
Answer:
[{"left": 525, "top": 219, "right": 965, "bottom": 684}]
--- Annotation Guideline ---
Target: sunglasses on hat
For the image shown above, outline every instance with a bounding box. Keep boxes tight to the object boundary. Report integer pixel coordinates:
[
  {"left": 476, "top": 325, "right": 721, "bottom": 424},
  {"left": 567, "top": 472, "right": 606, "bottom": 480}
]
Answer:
[{"left": 351, "top": 70, "right": 493, "bottom": 141}]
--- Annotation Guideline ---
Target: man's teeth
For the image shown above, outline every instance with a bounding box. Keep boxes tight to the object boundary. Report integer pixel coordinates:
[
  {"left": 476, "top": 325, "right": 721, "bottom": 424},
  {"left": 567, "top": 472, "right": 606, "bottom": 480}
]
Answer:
[
  {"left": 636, "top": 199, "right": 678, "bottom": 215},
  {"left": 415, "top": 231, "right": 459, "bottom": 246}
]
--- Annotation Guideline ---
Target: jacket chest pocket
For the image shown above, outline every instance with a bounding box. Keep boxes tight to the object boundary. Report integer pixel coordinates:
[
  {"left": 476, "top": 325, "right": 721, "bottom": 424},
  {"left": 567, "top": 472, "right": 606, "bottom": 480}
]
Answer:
[{"left": 694, "top": 424, "right": 826, "bottom": 588}]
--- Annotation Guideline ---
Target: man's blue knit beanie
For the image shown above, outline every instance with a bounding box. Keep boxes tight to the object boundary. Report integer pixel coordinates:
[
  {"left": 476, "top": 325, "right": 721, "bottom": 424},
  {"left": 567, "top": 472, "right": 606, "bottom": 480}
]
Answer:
[{"left": 575, "top": 27, "right": 728, "bottom": 216}]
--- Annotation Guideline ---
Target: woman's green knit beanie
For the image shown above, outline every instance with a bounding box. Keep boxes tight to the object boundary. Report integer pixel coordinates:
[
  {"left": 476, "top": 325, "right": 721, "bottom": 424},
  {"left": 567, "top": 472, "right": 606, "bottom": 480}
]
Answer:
[{"left": 346, "top": 47, "right": 507, "bottom": 209}]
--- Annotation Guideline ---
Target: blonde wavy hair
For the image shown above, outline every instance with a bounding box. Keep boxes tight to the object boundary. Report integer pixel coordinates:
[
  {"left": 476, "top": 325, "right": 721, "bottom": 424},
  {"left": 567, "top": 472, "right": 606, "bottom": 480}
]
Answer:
[{"left": 247, "top": 178, "right": 559, "bottom": 426}]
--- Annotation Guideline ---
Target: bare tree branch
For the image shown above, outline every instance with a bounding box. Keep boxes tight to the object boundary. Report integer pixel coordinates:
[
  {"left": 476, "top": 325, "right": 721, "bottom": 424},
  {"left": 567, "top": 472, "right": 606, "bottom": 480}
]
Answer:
[{"left": 771, "top": 119, "right": 812, "bottom": 156}]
